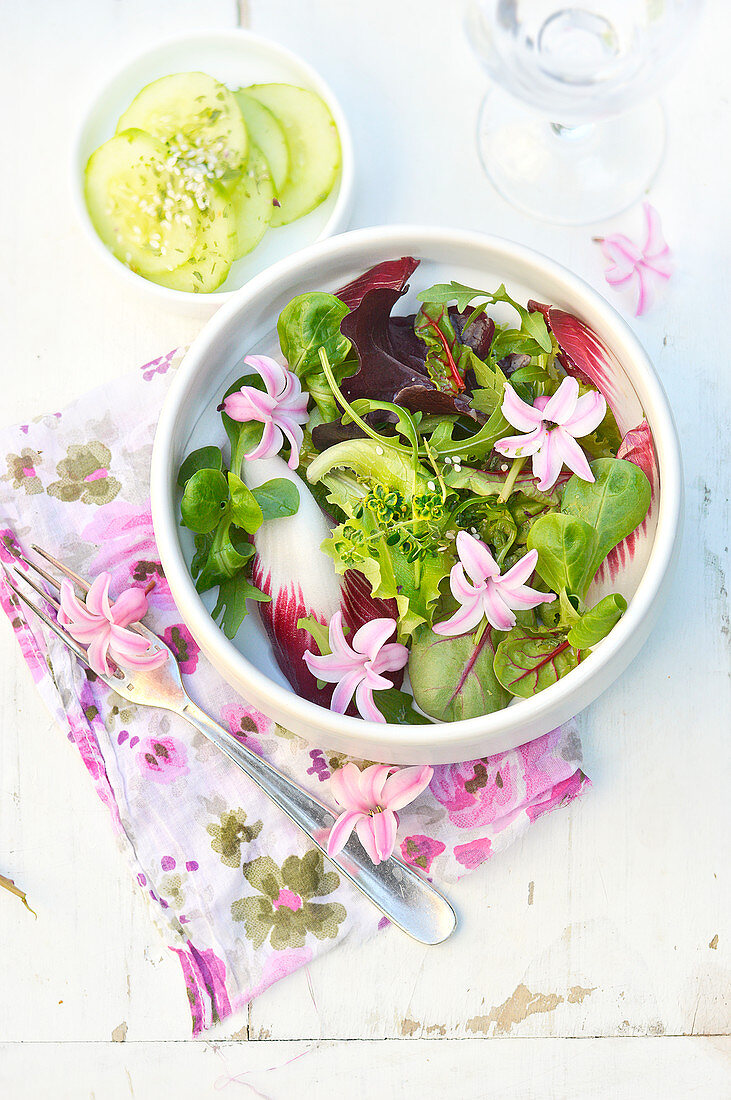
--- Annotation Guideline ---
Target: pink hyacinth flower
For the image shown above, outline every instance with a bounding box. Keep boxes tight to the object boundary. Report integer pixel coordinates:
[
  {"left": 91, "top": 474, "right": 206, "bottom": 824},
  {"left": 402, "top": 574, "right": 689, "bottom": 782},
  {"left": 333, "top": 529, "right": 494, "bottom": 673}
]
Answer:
[
  {"left": 597, "top": 202, "right": 673, "bottom": 317},
  {"left": 495, "top": 377, "right": 606, "bottom": 491},
  {"left": 327, "top": 761, "right": 433, "bottom": 864},
  {"left": 59, "top": 572, "right": 167, "bottom": 677},
  {"left": 303, "top": 611, "right": 408, "bottom": 723},
  {"left": 223, "top": 355, "right": 309, "bottom": 470},
  {"left": 433, "top": 531, "right": 555, "bottom": 636}
]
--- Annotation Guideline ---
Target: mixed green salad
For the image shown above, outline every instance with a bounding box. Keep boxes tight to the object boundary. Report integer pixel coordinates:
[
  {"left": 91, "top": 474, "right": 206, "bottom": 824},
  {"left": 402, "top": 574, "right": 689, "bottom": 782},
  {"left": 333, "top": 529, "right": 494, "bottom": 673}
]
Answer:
[{"left": 177, "top": 257, "right": 652, "bottom": 724}]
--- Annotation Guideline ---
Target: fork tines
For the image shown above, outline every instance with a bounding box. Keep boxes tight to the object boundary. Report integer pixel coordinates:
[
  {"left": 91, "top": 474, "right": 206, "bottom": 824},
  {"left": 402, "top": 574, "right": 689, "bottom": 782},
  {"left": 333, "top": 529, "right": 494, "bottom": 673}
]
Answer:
[{"left": 1, "top": 545, "right": 118, "bottom": 679}]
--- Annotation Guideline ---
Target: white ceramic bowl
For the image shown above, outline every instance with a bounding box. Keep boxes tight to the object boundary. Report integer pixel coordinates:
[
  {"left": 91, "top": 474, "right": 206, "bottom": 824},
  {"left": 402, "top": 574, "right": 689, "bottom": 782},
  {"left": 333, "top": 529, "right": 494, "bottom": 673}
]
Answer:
[
  {"left": 71, "top": 30, "right": 354, "bottom": 315},
  {"left": 151, "top": 226, "right": 682, "bottom": 764}
]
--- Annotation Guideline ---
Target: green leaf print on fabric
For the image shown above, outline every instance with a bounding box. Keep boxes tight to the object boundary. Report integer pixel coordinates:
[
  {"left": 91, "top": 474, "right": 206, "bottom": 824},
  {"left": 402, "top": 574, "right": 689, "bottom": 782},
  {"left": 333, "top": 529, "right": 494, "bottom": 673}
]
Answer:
[
  {"left": 207, "top": 809, "right": 264, "bottom": 868},
  {"left": 46, "top": 442, "right": 120, "bottom": 505},
  {"left": 4, "top": 448, "right": 44, "bottom": 495},
  {"left": 232, "top": 850, "right": 346, "bottom": 950}
]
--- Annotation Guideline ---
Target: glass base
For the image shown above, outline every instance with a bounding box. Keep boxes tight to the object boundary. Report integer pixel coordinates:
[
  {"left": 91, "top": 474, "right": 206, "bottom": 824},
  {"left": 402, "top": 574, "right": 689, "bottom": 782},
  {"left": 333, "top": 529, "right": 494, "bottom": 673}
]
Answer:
[{"left": 477, "top": 90, "right": 665, "bottom": 225}]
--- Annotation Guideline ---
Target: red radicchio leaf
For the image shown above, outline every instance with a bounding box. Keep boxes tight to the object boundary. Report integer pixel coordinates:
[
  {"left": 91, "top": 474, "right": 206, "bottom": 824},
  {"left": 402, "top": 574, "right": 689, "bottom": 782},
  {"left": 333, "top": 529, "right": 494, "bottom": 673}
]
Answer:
[
  {"left": 341, "top": 569, "right": 402, "bottom": 690},
  {"left": 595, "top": 418, "right": 659, "bottom": 586},
  {"left": 528, "top": 301, "right": 642, "bottom": 434},
  {"left": 530, "top": 302, "right": 658, "bottom": 593},
  {"left": 251, "top": 558, "right": 336, "bottom": 707},
  {"left": 335, "top": 256, "right": 419, "bottom": 311},
  {"left": 245, "top": 457, "right": 402, "bottom": 707}
]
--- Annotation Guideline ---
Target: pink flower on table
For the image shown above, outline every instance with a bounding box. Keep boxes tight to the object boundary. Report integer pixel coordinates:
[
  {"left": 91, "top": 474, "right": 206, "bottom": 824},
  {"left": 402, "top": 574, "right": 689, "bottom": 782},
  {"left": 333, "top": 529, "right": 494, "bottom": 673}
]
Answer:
[
  {"left": 327, "top": 762, "right": 433, "bottom": 864},
  {"left": 596, "top": 202, "right": 673, "bottom": 317},
  {"left": 58, "top": 571, "right": 167, "bottom": 677},
  {"left": 433, "top": 531, "right": 555, "bottom": 636},
  {"left": 303, "top": 611, "right": 408, "bottom": 723},
  {"left": 495, "top": 377, "right": 606, "bottom": 491},
  {"left": 222, "top": 355, "right": 309, "bottom": 470}
]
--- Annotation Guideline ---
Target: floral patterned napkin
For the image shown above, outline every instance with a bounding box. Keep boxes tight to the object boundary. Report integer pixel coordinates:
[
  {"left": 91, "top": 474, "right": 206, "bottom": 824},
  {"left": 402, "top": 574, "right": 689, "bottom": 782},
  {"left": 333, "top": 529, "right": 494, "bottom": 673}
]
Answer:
[{"left": 0, "top": 352, "right": 589, "bottom": 1033}]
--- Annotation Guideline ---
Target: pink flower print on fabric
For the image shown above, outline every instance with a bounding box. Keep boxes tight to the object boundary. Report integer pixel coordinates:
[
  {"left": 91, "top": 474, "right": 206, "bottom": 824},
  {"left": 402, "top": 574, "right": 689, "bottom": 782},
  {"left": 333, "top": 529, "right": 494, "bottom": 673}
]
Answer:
[
  {"left": 237, "top": 947, "right": 313, "bottom": 1007},
  {"left": 161, "top": 622, "right": 200, "bottom": 675},
  {"left": 220, "top": 702, "right": 268, "bottom": 757},
  {"left": 429, "top": 758, "right": 520, "bottom": 830},
  {"left": 303, "top": 611, "right": 408, "bottom": 723},
  {"left": 137, "top": 736, "right": 189, "bottom": 785},
  {"left": 273, "top": 888, "right": 303, "bottom": 912},
  {"left": 495, "top": 377, "right": 606, "bottom": 492},
  {"left": 525, "top": 770, "right": 589, "bottom": 822},
  {"left": 59, "top": 572, "right": 166, "bottom": 676},
  {"left": 169, "top": 943, "right": 231, "bottom": 1034},
  {"left": 400, "top": 834, "right": 446, "bottom": 873},
  {"left": 454, "top": 837, "right": 493, "bottom": 871},
  {"left": 141, "top": 348, "right": 180, "bottom": 382},
  {"left": 433, "top": 531, "right": 555, "bottom": 636},
  {"left": 82, "top": 500, "right": 174, "bottom": 608},
  {"left": 596, "top": 202, "right": 673, "bottom": 317},
  {"left": 223, "top": 355, "right": 309, "bottom": 469},
  {"left": 326, "top": 761, "right": 433, "bottom": 864}
]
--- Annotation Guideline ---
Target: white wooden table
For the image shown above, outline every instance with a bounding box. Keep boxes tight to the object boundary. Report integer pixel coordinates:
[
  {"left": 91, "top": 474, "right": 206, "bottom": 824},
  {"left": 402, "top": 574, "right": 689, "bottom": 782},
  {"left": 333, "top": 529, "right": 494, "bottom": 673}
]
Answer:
[{"left": 1, "top": 2, "right": 729, "bottom": 1096}]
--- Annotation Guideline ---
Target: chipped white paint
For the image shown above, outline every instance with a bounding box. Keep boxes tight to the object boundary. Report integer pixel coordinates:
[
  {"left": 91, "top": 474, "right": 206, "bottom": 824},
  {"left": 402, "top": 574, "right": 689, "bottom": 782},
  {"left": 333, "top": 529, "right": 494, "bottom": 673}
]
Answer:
[{"left": 0, "top": 0, "right": 728, "bottom": 1095}]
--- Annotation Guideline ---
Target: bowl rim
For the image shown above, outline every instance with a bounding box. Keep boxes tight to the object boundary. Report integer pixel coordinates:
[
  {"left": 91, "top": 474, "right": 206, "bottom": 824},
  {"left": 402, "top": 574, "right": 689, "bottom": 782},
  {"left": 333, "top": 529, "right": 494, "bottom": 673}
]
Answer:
[
  {"left": 151, "top": 224, "right": 683, "bottom": 751},
  {"left": 69, "top": 27, "right": 355, "bottom": 308}
]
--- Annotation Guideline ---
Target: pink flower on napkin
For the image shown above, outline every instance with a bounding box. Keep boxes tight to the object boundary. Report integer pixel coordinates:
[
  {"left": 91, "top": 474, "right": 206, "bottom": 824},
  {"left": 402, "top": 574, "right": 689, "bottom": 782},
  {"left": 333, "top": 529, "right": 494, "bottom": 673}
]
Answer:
[
  {"left": 596, "top": 202, "right": 673, "bottom": 316},
  {"left": 59, "top": 571, "right": 167, "bottom": 676},
  {"left": 433, "top": 531, "right": 555, "bottom": 637},
  {"left": 327, "top": 762, "right": 433, "bottom": 864},
  {"left": 136, "top": 736, "right": 189, "bottom": 784},
  {"left": 223, "top": 355, "right": 309, "bottom": 469},
  {"left": 495, "top": 377, "right": 606, "bottom": 491}
]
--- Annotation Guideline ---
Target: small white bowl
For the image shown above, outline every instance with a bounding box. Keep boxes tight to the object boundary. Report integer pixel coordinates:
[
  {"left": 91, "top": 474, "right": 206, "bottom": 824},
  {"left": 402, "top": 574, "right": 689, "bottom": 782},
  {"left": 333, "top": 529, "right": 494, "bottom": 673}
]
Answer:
[
  {"left": 150, "top": 226, "right": 683, "bottom": 764},
  {"left": 71, "top": 30, "right": 354, "bottom": 315}
]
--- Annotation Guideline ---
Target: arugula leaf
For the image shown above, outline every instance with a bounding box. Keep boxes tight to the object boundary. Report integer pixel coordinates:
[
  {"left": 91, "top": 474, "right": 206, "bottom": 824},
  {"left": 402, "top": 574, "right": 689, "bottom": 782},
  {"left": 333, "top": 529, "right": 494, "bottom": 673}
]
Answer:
[
  {"left": 213, "top": 575, "right": 270, "bottom": 640},
  {"left": 493, "top": 627, "right": 579, "bottom": 698},
  {"left": 567, "top": 593, "right": 627, "bottom": 650},
  {"left": 466, "top": 349, "right": 507, "bottom": 415},
  {"left": 409, "top": 626, "right": 509, "bottom": 721},
  {"left": 417, "top": 281, "right": 552, "bottom": 353},
  {"left": 490, "top": 329, "right": 545, "bottom": 360},
  {"left": 277, "top": 291, "right": 351, "bottom": 379},
  {"left": 527, "top": 512, "right": 598, "bottom": 599},
  {"left": 180, "top": 469, "right": 229, "bottom": 534},
  {"left": 177, "top": 446, "right": 223, "bottom": 488},
  {"left": 416, "top": 281, "right": 488, "bottom": 312},
  {"left": 561, "top": 458, "right": 651, "bottom": 580},
  {"left": 426, "top": 405, "right": 511, "bottom": 462}
]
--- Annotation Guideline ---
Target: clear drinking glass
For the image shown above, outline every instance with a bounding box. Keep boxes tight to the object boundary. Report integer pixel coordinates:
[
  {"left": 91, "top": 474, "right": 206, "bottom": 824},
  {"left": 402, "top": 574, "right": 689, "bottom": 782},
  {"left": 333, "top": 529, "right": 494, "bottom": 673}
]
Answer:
[{"left": 467, "top": 0, "right": 702, "bottom": 224}]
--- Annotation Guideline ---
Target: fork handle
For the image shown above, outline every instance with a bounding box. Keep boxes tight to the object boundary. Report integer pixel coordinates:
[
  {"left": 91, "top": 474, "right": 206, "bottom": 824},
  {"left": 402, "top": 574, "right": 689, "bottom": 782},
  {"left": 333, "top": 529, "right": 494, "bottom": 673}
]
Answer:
[{"left": 180, "top": 699, "right": 456, "bottom": 945}]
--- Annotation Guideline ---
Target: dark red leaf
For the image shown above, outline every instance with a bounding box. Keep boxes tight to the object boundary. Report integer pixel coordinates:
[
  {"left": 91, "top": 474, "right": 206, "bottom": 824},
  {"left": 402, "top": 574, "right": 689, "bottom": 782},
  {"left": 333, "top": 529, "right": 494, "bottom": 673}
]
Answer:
[{"left": 336, "top": 257, "right": 419, "bottom": 311}]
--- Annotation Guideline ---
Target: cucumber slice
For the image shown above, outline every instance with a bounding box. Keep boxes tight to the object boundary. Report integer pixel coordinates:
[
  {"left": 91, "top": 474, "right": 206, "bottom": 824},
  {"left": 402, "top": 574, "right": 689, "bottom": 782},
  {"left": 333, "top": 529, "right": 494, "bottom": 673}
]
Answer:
[
  {"left": 147, "top": 182, "right": 237, "bottom": 293},
  {"left": 245, "top": 84, "right": 340, "bottom": 227},
  {"left": 117, "top": 72, "right": 248, "bottom": 178},
  {"left": 233, "top": 91, "right": 289, "bottom": 194},
  {"left": 229, "top": 144, "right": 275, "bottom": 258},
  {"left": 84, "top": 128, "right": 200, "bottom": 275}
]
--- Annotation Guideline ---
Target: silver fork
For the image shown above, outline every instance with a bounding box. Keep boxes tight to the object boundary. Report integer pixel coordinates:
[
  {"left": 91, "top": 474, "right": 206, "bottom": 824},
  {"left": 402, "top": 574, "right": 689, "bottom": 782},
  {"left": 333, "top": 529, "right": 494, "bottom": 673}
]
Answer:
[{"left": 3, "top": 546, "right": 457, "bottom": 945}]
